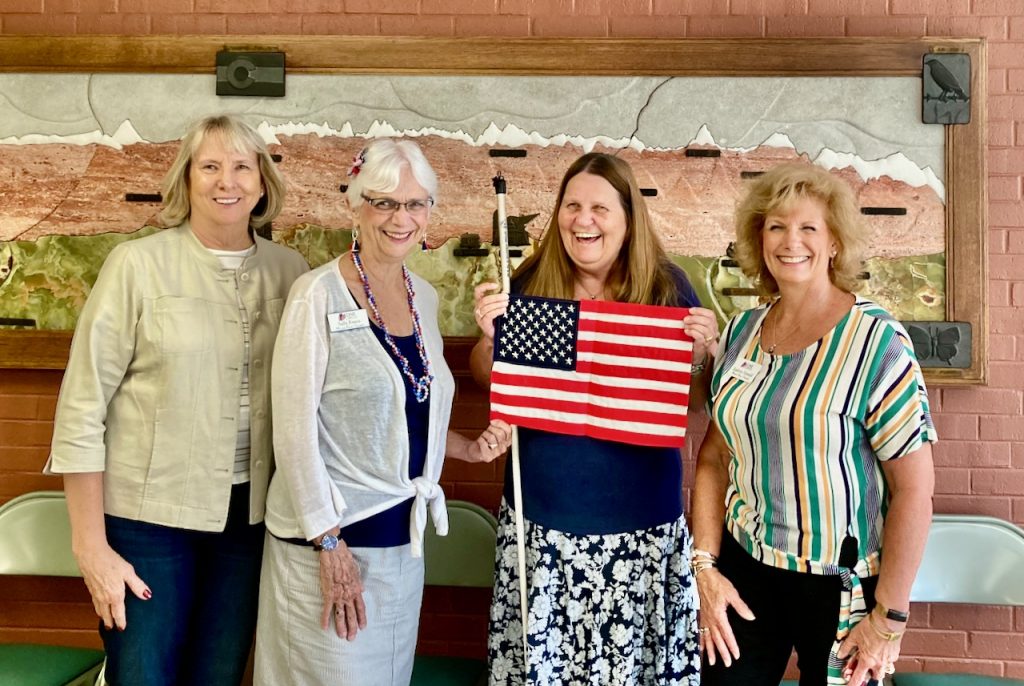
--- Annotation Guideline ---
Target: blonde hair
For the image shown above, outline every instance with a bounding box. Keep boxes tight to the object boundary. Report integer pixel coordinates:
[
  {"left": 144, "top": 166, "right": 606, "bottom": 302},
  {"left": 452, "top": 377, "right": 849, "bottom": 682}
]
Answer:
[
  {"left": 160, "top": 114, "right": 284, "bottom": 228},
  {"left": 734, "top": 162, "right": 867, "bottom": 297},
  {"left": 515, "top": 153, "right": 680, "bottom": 306}
]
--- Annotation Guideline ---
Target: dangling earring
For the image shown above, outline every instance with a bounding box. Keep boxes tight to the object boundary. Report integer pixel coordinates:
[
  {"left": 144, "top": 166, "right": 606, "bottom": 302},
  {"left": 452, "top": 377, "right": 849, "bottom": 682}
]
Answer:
[
  {"left": 829, "top": 250, "right": 837, "bottom": 269},
  {"left": 421, "top": 231, "right": 428, "bottom": 252},
  {"left": 351, "top": 227, "right": 360, "bottom": 254}
]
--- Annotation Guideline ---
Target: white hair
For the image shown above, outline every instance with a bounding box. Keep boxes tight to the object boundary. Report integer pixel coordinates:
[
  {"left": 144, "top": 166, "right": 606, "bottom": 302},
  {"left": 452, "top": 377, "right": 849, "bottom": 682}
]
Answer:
[{"left": 345, "top": 138, "right": 439, "bottom": 208}]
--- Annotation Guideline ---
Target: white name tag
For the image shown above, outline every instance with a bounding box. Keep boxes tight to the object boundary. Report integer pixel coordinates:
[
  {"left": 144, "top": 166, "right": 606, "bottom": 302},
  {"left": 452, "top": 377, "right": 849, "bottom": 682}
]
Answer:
[
  {"left": 728, "top": 358, "right": 763, "bottom": 383},
  {"left": 327, "top": 309, "right": 369, "bottom": 333}
]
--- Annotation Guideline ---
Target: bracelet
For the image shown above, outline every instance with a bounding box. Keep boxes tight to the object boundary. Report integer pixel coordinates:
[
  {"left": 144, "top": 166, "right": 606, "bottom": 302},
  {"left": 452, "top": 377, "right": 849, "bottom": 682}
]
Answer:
[
  {"left": 691, "top": 360, "right": 706, "bottom": 375},
  {"left": 874, "top": 600, "right": 909, "bottom": 623},
  {"left": 691, "top": 548, "right": 718, "bottom": 561},
  {"left": 867, "top": 611, "right": 904, "bottom": 642}
]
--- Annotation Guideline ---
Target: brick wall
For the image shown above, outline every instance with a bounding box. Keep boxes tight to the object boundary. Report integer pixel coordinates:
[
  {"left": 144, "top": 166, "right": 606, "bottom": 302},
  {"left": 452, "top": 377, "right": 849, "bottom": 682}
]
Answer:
[{"left": 1, "top": 0, "right": 1023, "bottom": 677}]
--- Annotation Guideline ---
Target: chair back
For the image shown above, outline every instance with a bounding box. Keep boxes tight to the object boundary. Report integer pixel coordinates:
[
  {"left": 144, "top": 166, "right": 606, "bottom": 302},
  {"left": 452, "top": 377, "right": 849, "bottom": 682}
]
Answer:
[
  {"left": 422, "top": 500, "right": 498, "bottom": 588},
  {"left": 0, "top": 490, "right": 81, "bottom": 577},
  {"left": 909, "top": 514, "right": 1024, "bottom": 605}
]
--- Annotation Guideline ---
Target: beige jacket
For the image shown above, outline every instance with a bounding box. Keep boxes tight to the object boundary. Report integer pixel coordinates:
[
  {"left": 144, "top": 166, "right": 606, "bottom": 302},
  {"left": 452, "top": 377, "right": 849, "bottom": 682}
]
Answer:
[{"left": 47, "top": 224, "right": 309, "bottom": 531}]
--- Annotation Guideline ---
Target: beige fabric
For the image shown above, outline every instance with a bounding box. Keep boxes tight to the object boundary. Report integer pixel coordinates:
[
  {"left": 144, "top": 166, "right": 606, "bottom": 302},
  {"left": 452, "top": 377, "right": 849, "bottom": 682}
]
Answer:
[
  {"left": 47, "top": 224, "right": 309, "bottom": 530},
  {"left": 254, "top": 534, "right": 424, "bottom": 686}
]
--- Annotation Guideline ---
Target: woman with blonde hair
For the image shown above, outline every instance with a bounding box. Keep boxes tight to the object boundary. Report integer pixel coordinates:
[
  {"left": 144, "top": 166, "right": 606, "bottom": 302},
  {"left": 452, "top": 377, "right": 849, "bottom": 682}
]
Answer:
[
  {"left": 693, "top": 162, "right": 935, "bottom": 686},
  {"left": 47, "top": 113, "right": 309, "bottom": 685},
  {"left": 472, "top": 152, "right": 718, "bottom": 685}
]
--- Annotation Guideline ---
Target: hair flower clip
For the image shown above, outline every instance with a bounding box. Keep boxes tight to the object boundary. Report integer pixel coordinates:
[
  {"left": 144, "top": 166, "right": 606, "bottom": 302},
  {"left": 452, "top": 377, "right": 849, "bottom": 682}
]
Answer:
[{"left": 348, "top": 149, "right": 366, "bottom": 178}]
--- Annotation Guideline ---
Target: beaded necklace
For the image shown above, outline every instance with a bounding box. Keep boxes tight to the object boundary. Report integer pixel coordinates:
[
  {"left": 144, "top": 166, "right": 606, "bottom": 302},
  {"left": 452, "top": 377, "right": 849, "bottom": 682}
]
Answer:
[{"left": 351, "top": 251, "right": 434, "bottom": 403}]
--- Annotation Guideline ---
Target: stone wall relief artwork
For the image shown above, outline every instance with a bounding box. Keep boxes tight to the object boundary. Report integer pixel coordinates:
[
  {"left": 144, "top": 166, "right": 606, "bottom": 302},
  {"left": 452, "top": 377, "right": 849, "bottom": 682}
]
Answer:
[{"left": 0, "top": 37, "right": 987, "bottom": 383}]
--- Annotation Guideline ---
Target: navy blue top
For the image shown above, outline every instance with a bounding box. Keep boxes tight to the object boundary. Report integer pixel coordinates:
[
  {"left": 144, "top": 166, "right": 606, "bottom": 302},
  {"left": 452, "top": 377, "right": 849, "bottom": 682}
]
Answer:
[
  {"left": 502, "top": 263, "right": 701, "bottom": 535},
  {"left": 338, "top": 323, "right": 430, "bottom": 547}
]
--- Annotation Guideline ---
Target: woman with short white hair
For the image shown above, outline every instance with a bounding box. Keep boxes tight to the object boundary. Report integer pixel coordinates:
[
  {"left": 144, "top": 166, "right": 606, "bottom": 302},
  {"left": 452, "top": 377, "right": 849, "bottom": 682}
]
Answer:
[{"left": 255, "top": 137, "right": 512, "bottom": 686}]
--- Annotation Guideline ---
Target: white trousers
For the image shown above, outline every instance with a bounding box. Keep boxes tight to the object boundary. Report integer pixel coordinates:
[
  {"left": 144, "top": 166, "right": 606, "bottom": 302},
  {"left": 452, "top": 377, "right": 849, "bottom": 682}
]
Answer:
[{"left": 254, "top": 533, "right": 425, "bottom": 686}]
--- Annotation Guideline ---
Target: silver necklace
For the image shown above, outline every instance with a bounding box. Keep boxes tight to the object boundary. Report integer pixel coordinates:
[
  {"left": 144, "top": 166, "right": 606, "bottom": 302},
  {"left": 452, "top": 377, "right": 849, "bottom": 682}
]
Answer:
[
  {"left": 575, "top": 279, "right": 602, "bottom": 300},
  {"left": 764, "top": 305, "right": 800, "bottom": 355}
]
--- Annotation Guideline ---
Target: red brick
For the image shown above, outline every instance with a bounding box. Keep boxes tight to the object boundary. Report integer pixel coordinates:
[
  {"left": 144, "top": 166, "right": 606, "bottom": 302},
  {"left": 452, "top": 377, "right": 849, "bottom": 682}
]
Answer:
[
  {"left": 571, "top": 0, "right": 651, "bottom": 15},
  {"left": 0, "top": 0, "right": 42, "bottom": 10},
  {"left": 900, "top": 628, "right": 967, "bottom": 656},
  {"left": 927, "top": 15, "right": 1007, "bottom": 40},
  {"left": 1007, "top": 661, "right": 1024, "bottom": 679},
  {"left": 226, "top": 13, "right": 303, "bottom": 32},
  {"left": 2, "top": 12, "right": 76, "bottom": 32},
  {"left": 1017, "top": 121, "right": 1024, "bottom": 146},
  {"left": 76, "top": 13, "right": 151, "bottom": 33},
  {"left": 453, "top": 13, "right": 530, "bottom": 34},
  {"left": 990, "top": 42, "right": 1024, "bottom": 69},
  {"left": 990, "top": 67, "right": 1009, "bottom": 96},
  {"left": 44, "top": 0, "right": 117, "bottom": 10},
  {"left": 932, "top": 440, "right": 1011, "bottom": 468},
  {"left": 150, "top": 13, "right": 228, "bottom": 32},
  {"left": 930, "top": 413, "right": 978, "bottom": 440},
  {"left": 379, "top": 14, "right": 456, "bottom": 34},
  {"left": 989, "top": 334, "right": 1017, "bottom": 362},
  {"left": 807, "top": 0, "right": 885, "bottom": 14},
  {"left": 0, "top": 396, "right": 37, "bottom": 420},
  {"left": 984, "top": 362, "right": 1024, "bottom": 392},
  {"left": 923, "top": 658, "right": 1005, "bottom": 676},
  {"left": 1008, "top": 69, "right": 1024, "bottom": 93},
  {"left": 730, "top": 0, "right": 806, "bottom": 14},
  {"left": 972, "top": 468, "right": 1024, "bottom": 495},
  {"left": 973, "top": 0, "right": 1023, "bottom": 14},
  {"left": 968, "top": 632, "right": 1024, "bottom": 660},
  {"left": 687, "top": 15, "right": 763, "bottom": 36},
  {"left": 531, "top": 14, "right": 608, "bottom": 35},
  {"left": 266, "top": 0, "right": 347, "bottom": 10},
  {"left": 846, "top": 15, "right": 926, "bottom": 36},
  {"left": 991, "top": 176, "right": 1022, "bottom": 203},
  {"left": 0, "top": 420, "right": 53, "bottom": 447},
  {"left": 609, "top": 15, "right": 687, "bottom": 36},
  {"left": 1013, "top": 282, "right": 1024, "bottom": 307},
  {"left": 993, "top": 255, "right": 1024, "bottom": 280},
  {"left": 1007, "top": 230, "right": 1024, "bottom": 254},
  {"left": 765, "top": 15, "right": 844, "bottom": 36},
  {"left": 118, "top": 0, "right": 190, "bottom": 10},
  {"left": 652, "top": 0, "right": 720, "bottom": 14},
  {"left": 1015, "top": 497, "right": 1024, "bottom": 522},
  {"left": 990, "top": 95, "right": 1024, "bottom": 122},
  {"left": 989, "top": 121, "right": 1014, "bottom": 147},
  {"left": 932, "top": 495, "right": 1012, "bottom": 519},
  {"left": 423, "top": 0, "right": 497, "bottom": 13},
  {"left": 944, "top": 388, "right": 1022, "bottom": 416},
  {"left": 991, "top": 279, "right": 1011, "bottom": 308},
  {"left": 931, "top": 605, "right": 1014, "bottom": 632},
  {"left": 1014, "top": 441, "right": 1024, "bottom": 469},
  {"left": 1012, "top": 16, "right": 1024, "bottom": 40},
  {"left": 299, "top": 13, "right": 377, "bottom": 34},
  {"left": 991, "top": 201, "right": 1024, "bottom": 230},
  {"left": 194, "top": 0, "right": 268, "bottom": 10},
  {"left": 0, "top": 446, "right": 49, "bottom": 471},
  {"left": 499, "top": 0, "right": 571, "bottom": 14},
  {"left": 933, "top": 467, "right": 971, "bottom": 494},
  {"left": 891, "top": 0, "right": 967, "bottom": 13}
]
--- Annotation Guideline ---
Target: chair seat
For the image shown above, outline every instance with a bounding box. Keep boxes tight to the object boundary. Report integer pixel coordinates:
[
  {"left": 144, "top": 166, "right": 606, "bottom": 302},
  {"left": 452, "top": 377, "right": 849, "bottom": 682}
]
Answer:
[
  {"left": 411, "top": 654, "right": 487, "bottom": 686},
  {"left": 0, "top": 643, "right": 105, "bottom": 686},
  {"left": 893, "top": 675, "right": 1024, "bottom": 686}
]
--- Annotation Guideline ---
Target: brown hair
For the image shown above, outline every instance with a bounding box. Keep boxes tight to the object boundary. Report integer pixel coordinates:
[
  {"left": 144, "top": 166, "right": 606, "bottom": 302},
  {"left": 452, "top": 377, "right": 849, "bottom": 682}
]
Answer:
[{"left": 515, "top": 153, "right": 680, "bottom": 306}]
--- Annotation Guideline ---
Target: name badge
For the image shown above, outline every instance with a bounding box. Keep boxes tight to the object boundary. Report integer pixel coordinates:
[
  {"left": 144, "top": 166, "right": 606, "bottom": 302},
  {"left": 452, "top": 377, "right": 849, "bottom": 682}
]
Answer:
[
  {"left": 327, "top": 309, "right": 369, "bottom": 333},
  {"left": 728, "top": 358, "right": 763, "bottom": 383}
]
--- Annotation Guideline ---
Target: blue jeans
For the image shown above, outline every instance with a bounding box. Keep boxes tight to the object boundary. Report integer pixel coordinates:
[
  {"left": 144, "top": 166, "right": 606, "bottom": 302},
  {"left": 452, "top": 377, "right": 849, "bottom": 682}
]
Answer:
[{"left": 101, "top": 483, "right": 264, "bottom": 686}]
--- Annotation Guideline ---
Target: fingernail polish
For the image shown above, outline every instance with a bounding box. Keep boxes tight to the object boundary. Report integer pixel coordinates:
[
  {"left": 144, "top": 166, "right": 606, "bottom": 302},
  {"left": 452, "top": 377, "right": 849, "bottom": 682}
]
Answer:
[{"left": 143, "top": 589, "right": 152, "bottom": 599}]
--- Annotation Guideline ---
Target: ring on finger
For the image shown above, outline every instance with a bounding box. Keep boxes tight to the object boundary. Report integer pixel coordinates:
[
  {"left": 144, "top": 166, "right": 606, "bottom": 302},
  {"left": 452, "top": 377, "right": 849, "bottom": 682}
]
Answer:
[
  {"left": 487, "top": 442, "right": 498, "bottom": 449},
  {"left": 885, "top": 663, "right": 896, "bottom": 675},
  {"left": 699, "top": 626, "right": 710, "bottom": 635}
]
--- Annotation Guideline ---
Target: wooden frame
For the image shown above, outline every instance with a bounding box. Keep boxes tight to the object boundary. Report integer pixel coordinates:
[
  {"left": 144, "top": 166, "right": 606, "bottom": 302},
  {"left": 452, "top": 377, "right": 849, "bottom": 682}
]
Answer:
[{"left": 0, "top": 36, "right": 987, "bottom": 384}]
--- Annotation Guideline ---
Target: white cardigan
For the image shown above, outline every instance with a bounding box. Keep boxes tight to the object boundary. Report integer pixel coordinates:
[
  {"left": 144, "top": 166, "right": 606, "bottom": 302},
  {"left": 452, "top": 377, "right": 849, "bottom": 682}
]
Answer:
[{"left": 264, "top": 257, "right": 455, "bottom": 557}]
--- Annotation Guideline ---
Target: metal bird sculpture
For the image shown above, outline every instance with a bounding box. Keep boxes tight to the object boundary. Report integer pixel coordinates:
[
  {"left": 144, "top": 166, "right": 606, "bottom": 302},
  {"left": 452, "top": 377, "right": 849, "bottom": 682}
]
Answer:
[{"left": 924, "top": 57, "right": 967, "bottom": 102}]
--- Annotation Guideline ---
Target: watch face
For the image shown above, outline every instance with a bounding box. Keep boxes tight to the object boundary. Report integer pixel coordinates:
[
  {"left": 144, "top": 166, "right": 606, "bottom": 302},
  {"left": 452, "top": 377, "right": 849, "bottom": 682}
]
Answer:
[{"left": 318, "top": 534, "right": 339, "bottom": 552}]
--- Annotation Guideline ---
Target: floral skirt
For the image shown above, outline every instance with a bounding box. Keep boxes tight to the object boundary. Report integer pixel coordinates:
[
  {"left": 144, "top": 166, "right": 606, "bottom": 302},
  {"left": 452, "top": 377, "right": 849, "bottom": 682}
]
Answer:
[{"left": 487, "top": 500, "right": 700, "bottom": 686}]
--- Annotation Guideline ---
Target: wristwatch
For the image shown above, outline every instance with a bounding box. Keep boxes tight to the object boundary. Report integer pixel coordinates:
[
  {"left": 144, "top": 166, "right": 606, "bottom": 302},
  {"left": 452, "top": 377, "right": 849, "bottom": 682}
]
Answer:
[{"left": 313, "top": 533, "right": 339, "bottom": 552}]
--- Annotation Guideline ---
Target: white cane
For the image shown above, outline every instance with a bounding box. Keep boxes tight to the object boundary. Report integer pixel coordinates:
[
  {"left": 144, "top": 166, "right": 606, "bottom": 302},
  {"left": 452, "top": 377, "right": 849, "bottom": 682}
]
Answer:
[{"left": 492, "top": 173, "right": 530, "bottom": 678}]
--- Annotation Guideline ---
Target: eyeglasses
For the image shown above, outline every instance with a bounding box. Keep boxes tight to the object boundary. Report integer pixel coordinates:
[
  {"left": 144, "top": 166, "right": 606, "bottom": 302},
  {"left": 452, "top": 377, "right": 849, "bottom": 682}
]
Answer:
[{"left": 361, "top": 194, "right": 434, "bottom": 215}]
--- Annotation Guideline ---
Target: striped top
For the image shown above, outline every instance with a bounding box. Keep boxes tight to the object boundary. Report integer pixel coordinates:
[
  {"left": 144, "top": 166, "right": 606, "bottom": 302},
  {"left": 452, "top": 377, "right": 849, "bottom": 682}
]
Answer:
[{"left": 710, "top": 297, "right": 936, "bottom": 575}]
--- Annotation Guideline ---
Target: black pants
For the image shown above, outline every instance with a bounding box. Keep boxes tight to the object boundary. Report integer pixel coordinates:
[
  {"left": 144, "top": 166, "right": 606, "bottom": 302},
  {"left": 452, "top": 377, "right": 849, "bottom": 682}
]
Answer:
[{"left": 701, "top": 532, "right": 878, "bottom": 686}]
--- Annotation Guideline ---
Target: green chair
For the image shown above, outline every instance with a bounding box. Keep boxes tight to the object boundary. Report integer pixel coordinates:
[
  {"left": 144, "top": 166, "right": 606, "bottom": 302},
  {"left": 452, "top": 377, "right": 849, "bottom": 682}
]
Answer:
[
  {"left": 893, "top": 515, "right": 1024, "bottom": 686},
  {"left": 410, "top": 500, "right": 498, "bottom": 686},
  {"left": 0, "top": 491, "right": 105, "bottom": 686}
]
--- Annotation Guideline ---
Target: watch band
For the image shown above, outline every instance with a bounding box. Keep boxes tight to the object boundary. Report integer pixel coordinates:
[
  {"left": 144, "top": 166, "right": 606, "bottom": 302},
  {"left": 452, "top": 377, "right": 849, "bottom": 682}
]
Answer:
[{"left": 874, "top": 600, "right": 909, "bottom": 623}]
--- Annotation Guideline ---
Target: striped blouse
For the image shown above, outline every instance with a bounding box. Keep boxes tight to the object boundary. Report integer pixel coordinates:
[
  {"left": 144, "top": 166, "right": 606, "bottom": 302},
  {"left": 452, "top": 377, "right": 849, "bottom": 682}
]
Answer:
[{"left": 710, "top": 297, "right": 936, "bottom": 575}]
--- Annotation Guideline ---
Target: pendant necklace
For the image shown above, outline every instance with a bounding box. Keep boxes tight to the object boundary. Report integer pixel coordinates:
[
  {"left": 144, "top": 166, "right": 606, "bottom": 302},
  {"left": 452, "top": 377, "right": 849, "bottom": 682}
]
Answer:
[
  {"left": 351, "top": 252, "right": 434, "bottom": 402},
  {"left": 575, "top": 279, "right": 603, "bottom": 300},
  {"left": 764, "top": 304, "right": 800, "bottom": 355}
]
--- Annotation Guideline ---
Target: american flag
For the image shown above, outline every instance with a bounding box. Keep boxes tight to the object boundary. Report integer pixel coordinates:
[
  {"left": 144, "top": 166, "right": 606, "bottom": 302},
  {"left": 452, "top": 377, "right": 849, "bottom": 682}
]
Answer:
[{"left": 489, "top": 294, "right": 694, "bottom": 448}]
